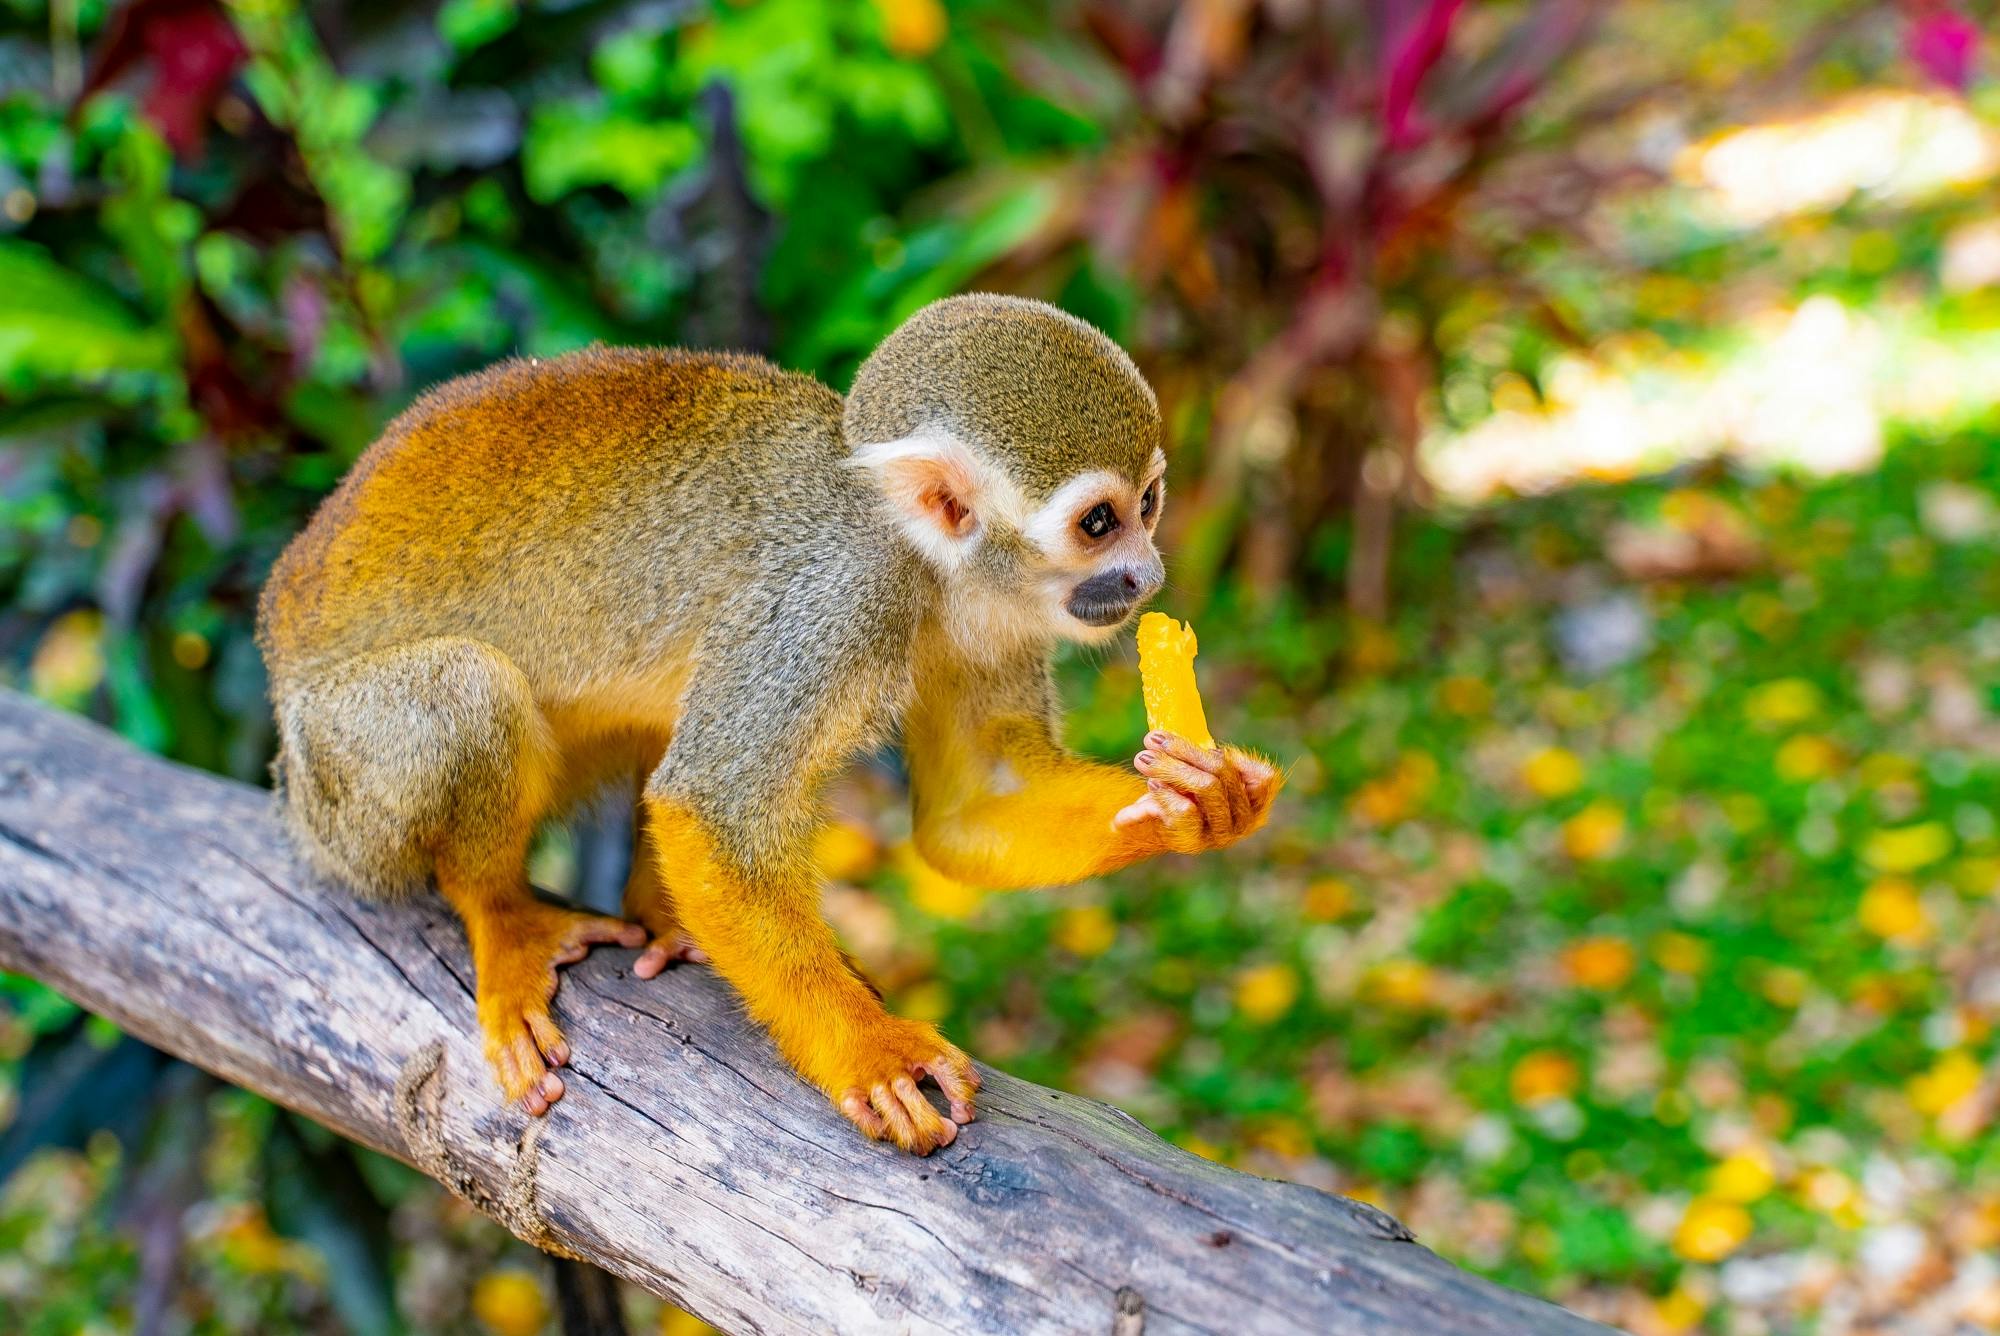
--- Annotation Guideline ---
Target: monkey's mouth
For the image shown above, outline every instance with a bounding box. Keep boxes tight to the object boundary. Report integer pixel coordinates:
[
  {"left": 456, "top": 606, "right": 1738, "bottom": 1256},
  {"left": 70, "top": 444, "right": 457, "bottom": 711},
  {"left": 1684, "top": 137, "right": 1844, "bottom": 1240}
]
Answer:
[{"left": 1064, "top": 596, "right": 1139, "bottom": 628}]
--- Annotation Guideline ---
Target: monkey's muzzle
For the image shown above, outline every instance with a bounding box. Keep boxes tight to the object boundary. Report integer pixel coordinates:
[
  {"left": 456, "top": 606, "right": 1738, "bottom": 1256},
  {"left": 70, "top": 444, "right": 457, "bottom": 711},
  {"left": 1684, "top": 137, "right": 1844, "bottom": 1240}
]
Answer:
[{"left": 1065, "top": 563, "right": 1163, "bottom": 627}]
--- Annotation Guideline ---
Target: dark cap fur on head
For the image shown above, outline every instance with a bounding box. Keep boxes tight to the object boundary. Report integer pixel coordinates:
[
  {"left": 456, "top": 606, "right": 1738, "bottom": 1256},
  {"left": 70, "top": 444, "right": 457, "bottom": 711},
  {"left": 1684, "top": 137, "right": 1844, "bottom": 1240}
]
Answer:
[{"left": 844, "top": 294, "right": 1161, "bottom": 499}]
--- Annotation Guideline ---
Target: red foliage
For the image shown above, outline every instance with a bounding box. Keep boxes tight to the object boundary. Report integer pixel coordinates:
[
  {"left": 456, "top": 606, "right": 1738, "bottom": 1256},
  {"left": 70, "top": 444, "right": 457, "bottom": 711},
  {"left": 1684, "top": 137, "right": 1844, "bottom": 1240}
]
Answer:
[{"left": 80, "top": 0, "right": 247, "bottom": 158}]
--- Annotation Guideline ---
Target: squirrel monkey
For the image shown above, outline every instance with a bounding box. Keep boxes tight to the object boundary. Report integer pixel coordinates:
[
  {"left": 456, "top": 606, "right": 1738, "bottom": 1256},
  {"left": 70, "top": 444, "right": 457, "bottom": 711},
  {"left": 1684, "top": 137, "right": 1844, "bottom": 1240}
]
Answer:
[{"left": 257, "top": 294, "right": 1280, "bottom": 1153}]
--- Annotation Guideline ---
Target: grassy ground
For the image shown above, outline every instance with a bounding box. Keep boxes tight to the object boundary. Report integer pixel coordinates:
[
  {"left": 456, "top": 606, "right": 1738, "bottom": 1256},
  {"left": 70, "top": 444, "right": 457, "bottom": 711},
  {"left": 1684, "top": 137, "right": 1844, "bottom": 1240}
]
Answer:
[{"left": 6, "top": 429, "right": 2000, "bottom": 1334}]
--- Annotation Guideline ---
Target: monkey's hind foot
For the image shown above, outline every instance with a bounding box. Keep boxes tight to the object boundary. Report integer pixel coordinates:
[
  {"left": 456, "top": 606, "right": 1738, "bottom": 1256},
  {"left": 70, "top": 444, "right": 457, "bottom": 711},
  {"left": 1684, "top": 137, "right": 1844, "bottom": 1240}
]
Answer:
[
  {"left": 467, "top": 902, "right": 646, "bottom": 1116},
  {"left": 826, "top": 1016, "right": 981, "bottom": 1156}
]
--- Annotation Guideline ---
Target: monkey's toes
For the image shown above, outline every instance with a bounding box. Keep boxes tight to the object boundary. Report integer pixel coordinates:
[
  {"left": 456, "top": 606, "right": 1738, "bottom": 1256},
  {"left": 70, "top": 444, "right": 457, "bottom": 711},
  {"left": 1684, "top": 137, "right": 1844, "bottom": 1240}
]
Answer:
[
  {"left": 552, "top": 914, "right": 648, "bottom": 965},
  {"left": 488, "top": 1011, "right": 570, "bottom": 1116},
  {"left": 633, "top": 934, "right": 709, "bottom": 980},
  {"left": 840, "top": 1078, "right": 959, "bottom": 1154},
  {"left": 831, "top": 1029, "right": 981, "bottom": 1154}
]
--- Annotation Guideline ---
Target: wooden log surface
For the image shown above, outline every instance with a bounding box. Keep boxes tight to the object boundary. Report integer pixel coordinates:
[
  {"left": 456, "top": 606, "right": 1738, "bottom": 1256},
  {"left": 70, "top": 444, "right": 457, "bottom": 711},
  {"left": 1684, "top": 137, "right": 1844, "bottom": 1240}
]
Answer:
[{"left": 0, "top": 690, "right": 1616, "bottom": 1335}]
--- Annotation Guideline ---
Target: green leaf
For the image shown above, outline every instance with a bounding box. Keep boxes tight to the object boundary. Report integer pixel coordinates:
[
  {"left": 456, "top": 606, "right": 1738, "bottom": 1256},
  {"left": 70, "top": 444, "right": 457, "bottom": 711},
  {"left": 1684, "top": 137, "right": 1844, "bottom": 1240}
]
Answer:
[
  {"left": 522, "top": 101, "right": 700, "bottom": 203},
  {"left": 0, "top": 240, "right": 175, "bottom": 386}
]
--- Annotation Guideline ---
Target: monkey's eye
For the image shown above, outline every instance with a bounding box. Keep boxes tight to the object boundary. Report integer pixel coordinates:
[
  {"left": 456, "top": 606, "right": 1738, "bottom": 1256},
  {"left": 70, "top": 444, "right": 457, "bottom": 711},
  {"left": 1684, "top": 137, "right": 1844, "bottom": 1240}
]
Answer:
[
  {"left": 1140, "top": 482, "right": 1160, "bottom": 520},
  {"left": 1079, "top": 501, "right": 1118, "bottom": 539}
]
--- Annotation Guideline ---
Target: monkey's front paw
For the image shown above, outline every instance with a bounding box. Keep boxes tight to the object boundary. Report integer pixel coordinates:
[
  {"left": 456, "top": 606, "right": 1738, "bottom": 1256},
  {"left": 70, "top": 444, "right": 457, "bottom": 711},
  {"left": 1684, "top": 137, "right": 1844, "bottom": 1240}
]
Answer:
[
  {"left": 472, "top": 905, "right": 647, "bottom": 1116},
  {"left": 1115, "top": 731, "right": 1282, "bottom": 854},
  {"left": 824, "top": 1018, "right": 980, "bottom": 1156}
]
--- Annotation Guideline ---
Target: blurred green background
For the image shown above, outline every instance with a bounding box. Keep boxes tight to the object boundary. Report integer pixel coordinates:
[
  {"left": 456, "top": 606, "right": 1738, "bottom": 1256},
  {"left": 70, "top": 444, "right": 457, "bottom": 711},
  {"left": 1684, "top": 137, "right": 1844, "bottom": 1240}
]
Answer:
[{"left": 5, "top": 1, "right": 2000, "bottom": 1333}]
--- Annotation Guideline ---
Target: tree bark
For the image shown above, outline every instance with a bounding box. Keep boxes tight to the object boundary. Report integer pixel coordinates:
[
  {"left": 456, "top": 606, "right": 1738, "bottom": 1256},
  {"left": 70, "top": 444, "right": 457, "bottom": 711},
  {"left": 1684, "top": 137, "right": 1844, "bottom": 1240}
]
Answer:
[{"left": 0, "top": 690, "right": 1613, "bottom": 1336}]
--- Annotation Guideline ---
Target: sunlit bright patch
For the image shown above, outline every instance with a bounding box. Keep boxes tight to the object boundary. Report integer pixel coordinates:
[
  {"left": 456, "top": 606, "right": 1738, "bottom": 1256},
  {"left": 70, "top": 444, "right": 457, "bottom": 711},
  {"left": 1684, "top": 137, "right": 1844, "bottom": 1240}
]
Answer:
[{"left": 1677, "top": 91, "right": 2000, "bottom": 227}]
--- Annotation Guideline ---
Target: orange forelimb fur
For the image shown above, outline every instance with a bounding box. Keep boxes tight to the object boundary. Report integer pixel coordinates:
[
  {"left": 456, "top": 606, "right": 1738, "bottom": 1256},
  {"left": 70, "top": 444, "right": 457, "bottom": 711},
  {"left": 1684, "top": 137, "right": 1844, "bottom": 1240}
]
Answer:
[{"left": 644, "top": 798, "right": 979, "bottom": 1153}]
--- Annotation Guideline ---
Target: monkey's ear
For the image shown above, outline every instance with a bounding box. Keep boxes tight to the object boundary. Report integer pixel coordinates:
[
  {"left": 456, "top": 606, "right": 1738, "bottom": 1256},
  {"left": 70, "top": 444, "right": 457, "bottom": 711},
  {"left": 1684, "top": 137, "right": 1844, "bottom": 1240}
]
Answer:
[{"left": 849, "top": 434, "right": 1003, "bottom": 568}]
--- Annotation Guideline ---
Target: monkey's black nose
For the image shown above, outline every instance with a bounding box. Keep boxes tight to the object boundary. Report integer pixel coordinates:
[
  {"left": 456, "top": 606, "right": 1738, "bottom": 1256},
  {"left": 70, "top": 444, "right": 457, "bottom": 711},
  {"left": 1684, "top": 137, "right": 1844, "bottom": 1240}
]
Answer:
[{"left": 1066, "top": 564, "right": 1163, "bottom": 627}]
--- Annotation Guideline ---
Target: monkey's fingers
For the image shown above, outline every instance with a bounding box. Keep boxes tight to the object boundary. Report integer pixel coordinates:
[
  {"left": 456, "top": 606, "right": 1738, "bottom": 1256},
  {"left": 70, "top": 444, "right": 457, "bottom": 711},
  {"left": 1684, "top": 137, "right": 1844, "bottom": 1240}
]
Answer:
[
  {"left": 1112, "top": 791, "right": 1166, "bottom": 829},
  {"left": 915, "top": 1051, "right": 980, "bottom": 1125},
  {"left": 1148, "top": 730, "right": 1250, "bottom": 828},
  {"left": 1143, "top": 781, "right": 1208, "bottom": 854},
  {"left": 1227, "top": 748, "right": 1282, "bottom": 809},
  {"left": 633, "top": 934, "right": 709, "bottom": 980},
  {"left": 1134, "top": 748, "right": 1230, "bottom": 835}
]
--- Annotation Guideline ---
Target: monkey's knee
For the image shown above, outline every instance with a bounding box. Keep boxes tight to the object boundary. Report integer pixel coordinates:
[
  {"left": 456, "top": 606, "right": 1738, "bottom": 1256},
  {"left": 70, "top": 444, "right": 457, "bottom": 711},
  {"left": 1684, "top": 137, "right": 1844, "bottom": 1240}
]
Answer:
[{"left": 274, "top": 637, "right": 554, "bottom": 897}]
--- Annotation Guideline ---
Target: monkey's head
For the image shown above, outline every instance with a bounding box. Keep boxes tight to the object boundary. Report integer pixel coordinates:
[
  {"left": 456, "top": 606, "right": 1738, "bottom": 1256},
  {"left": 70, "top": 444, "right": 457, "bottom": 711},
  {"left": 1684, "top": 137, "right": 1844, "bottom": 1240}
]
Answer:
[{"left": 846, "top": 294, "right": 1167, "bottom": 650}]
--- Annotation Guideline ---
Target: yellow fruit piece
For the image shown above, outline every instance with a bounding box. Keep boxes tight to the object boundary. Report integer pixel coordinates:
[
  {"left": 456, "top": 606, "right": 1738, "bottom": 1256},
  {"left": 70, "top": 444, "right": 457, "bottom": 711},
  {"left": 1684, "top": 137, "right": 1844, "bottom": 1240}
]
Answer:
[
  {"left": 1137, "top": 612, "right": 1215, "bottom": 749},
  {"left": 471, "top": 1269, "right": 548, "bottom": 1336},
  {"left": 1673, "top": 1196, "right": 1753, "bottom": 1262}
]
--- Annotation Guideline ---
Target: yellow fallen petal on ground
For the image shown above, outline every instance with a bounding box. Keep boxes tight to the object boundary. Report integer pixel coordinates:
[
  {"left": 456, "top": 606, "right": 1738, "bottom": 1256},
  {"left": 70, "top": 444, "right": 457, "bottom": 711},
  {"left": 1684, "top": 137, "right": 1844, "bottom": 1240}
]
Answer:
[
  {"left": 898, "top": 979, "right": 951, "bottom": 1024},
  {"left": 1235, "top": 962, "right": 1300, "bottom": 1024},
  {"left": 1909, "top": 1050, "right": 1984, "bottom": 1116},
  {"left": 1510, "top": 1050, "right": 1579, "bottom": 1104},
  {"left": 660, "top": 1308, "right": 723, "bottom": 1336},
  {"left": 1775, "top": 733, "right": 1840, "bottom": 781},
  {"left": 1561, "top": 936, "right": 1636, "bottom": 990},
  {"left": 1561, "top": 801, "right": 1627, "bottom": 860},
  {"left": 1673, "top": 1196, "right": 1753, "bottom": 1262},
  {"left": 1055, "top": 904, "right": 1117, "bottom": 956},
  {"left": 1651, "top": 1285, "right": 1708, "bottom": 1334},
  {"left": 1859, "top": 876, "right": 1932, "bottom": 944},
  {"left": 1708, "top": 1148, "right": 1777, "bottom": 1203},
  {"left": 471, "top": 1270, "right": 548, "bottom": 1336},
  {"left": 1653, "top": 931, "right": 1710, "bottom": 975},
  {"left": 1796, "top": 1167, "right": 1864, "bottom": 1227},
  {"left": 1438, "top": 674, "right": 1492, "bottom": 717},
  {"left": 1955, "top": 855, "right": 2000, "bottom": 896},
  {"left": 1745, "top": 677, "right": 1822, "bottom": 726},
  {"left": 1350, "top": 752, "right": 1438, "bottom": 826},
  {"left": 1864, "top": 822, "right": 1952, "bottom": 873},
  {"left": 28, "top": 608, "right": 105, "bottom": 706},
  {"left": 1302, "top": 876, "right": 1354, "bottom": 921},
  {"left": 1367, "top": 958, "right": 1438, "bottom": 1009},
  {"left": 1521, "top": 746, "right": 1585, "bottom": 798}
]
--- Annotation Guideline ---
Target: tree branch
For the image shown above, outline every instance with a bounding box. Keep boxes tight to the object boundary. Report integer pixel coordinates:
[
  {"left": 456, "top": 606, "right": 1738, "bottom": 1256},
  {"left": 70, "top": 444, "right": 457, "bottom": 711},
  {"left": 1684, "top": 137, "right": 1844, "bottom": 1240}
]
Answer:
[{"left": 0, "top": 690, "right": 1612, "bottom": 1336}]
